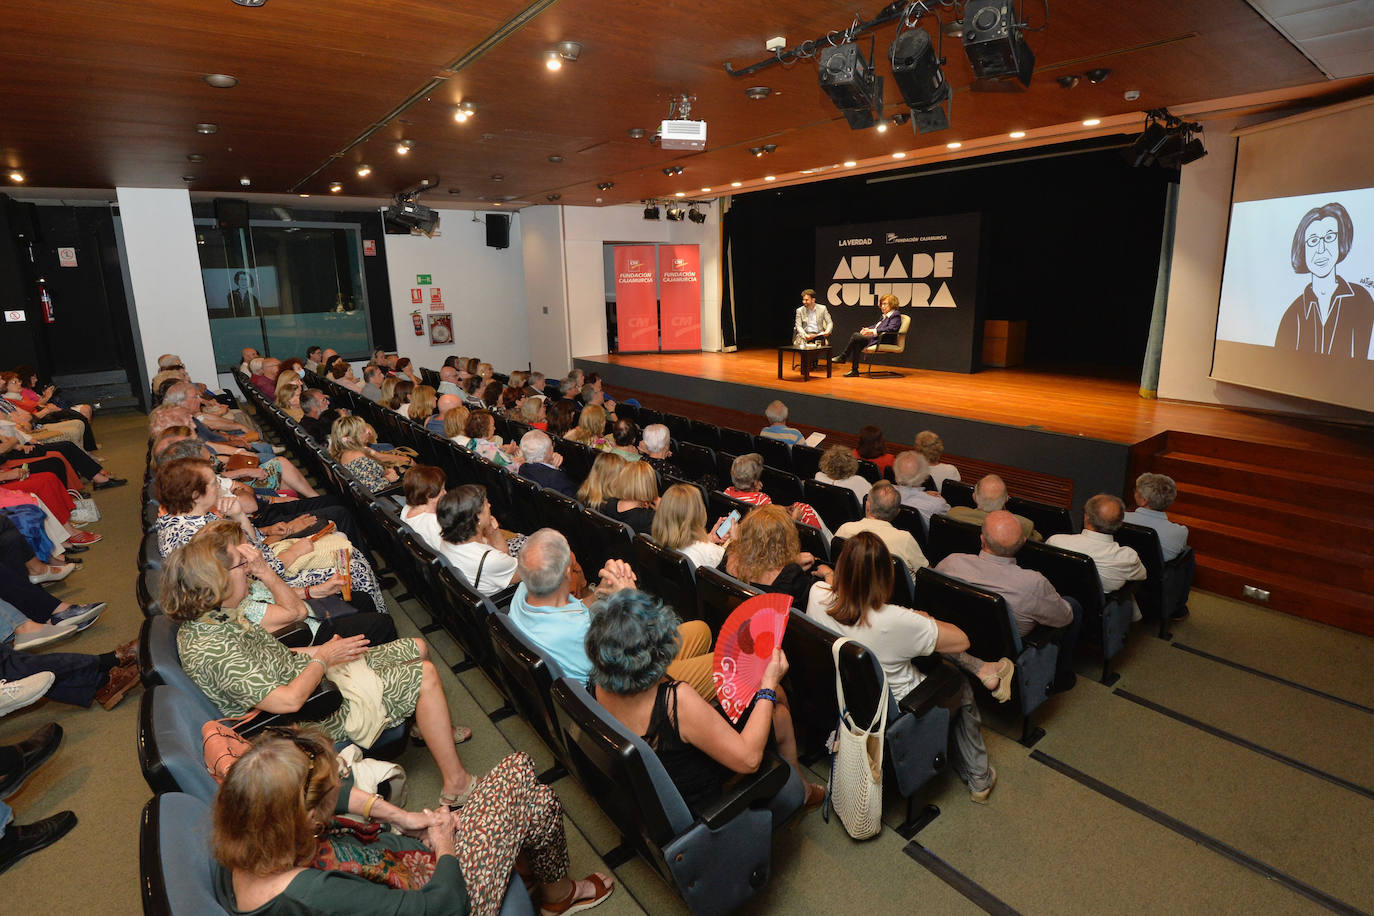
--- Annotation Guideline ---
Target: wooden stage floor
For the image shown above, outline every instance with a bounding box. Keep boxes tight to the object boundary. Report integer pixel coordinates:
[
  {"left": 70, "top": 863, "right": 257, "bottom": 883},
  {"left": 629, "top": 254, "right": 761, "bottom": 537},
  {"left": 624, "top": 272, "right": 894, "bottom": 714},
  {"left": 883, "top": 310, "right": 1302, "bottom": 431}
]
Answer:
[{"left": 595, "top": 349, "right": 1372, "bottom": 454}]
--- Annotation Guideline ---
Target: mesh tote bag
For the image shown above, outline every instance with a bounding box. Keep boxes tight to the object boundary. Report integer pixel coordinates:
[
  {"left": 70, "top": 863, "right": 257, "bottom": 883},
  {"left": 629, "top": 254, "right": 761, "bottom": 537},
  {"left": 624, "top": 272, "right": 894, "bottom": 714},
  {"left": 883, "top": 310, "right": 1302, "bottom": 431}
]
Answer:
[{"left": 826, "top": 636, "right": 887, "bottom": 839}]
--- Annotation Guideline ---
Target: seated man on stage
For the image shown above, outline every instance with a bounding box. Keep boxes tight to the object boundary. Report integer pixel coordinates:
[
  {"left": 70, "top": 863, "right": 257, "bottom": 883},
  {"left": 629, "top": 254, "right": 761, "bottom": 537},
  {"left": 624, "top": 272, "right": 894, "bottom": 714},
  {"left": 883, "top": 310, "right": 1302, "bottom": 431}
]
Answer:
[
  {"left": 793, "top": 288, "right": 832, "bottom": 347},
  {"left": 835, "top": 293, "right": 903, "bottom": 377}
]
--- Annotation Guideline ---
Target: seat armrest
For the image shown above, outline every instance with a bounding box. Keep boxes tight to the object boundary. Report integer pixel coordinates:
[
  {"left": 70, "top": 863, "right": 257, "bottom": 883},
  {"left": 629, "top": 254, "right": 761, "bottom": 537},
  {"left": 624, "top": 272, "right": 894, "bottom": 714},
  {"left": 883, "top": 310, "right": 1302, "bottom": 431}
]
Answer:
[
  {"left": 1023, "top": 624, "right": 1059, "bottom": 648},
  {"left": 241, "top": 682, "right": 344, "bottom": 737},
  {"left": 375, "top": 484, "right": 405, "bottom": 500},
  {"left": 898, "top": 662, "right": 962, "bottom": 717},
  {"left": 271, "top": 622, "right": 313, "bottom": 647},
  {"left": 1106, "top": 583, "right": 1138, "bottom": 603},
  {"left": 697, "top": 752, "right": 791, "bottom": 830}
]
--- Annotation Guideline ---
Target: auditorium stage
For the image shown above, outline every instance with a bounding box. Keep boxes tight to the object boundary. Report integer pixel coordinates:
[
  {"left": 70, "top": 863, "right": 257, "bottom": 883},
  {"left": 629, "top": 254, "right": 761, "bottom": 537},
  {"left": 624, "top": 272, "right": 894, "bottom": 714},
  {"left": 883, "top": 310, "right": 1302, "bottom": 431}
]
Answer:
[{"left": 577, "top": 348, "right": 1373, "bottom": 514}]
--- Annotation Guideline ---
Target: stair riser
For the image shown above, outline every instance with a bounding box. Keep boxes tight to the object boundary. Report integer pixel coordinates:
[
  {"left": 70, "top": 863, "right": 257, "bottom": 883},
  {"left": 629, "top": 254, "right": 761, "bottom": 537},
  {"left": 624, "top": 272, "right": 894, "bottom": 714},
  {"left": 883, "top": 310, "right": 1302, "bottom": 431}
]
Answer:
[
  {"left": 1185, "top": 527, "right": 1372, "bottom": 592},
  {"left": 1195, "top": 563, "right": 1374, "bottom": 637},
  {"left": 1165, "top": 431, "right": 1374, "bottom": 485},
  {"left": 1170, "top": 495, "right": 1373, "bottom": 548},
  {"left": 1153, "top": 455, "right": 1362, "bottom": 515}
]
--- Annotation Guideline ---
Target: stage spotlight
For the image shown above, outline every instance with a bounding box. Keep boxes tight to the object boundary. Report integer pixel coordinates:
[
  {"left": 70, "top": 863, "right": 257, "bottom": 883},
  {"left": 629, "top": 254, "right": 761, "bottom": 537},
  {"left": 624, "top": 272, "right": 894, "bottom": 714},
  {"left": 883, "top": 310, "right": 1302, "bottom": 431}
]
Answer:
[
  {"left": 962, "top": 0, "right": 1034, "bottom": 88},
  {"left": 661, "top": 165, "right": 684, "bottom": 176},
  {"left": 643, "top": 202, "right": 661, "bottom": 220},
  {"left": 1086, "top": 68, "right": 1111, "bottom": 84},
  {"left": 1174, "top": 136, "right": 1207, "bottom": 166},
  {"left": 891, "top": 28, "right": 947, "bottom": 110},
  {"left": 666, "top": 204, "right": 684, "bottom": 221},
  {"left": 818, "top": 41, "right": 884, "bottom": 129},
  {"left": 1124, "top": 121, "right": 1169, "bottom": 167},
  {"left": 687, "top": 206, "right": 706, "bottom": 224},
  {"left": 596, "top": 181, "right": 614, "bottom": 190}
]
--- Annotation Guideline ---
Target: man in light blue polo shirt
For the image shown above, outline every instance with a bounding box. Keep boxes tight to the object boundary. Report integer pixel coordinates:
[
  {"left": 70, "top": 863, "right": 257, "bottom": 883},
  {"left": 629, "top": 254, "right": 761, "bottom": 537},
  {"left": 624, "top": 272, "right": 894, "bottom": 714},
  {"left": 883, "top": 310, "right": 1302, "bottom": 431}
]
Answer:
[{"left": 759, "top": 400, "right": 805, "bottom": 444}]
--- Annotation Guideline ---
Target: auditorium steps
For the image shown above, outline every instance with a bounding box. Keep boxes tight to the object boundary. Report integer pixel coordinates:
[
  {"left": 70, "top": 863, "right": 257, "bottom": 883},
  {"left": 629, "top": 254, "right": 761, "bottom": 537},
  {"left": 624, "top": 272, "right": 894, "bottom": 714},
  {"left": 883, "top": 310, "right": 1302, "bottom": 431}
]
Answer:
[{"left": 1140, "top": 431, "right": 1374, "bottom": 636}]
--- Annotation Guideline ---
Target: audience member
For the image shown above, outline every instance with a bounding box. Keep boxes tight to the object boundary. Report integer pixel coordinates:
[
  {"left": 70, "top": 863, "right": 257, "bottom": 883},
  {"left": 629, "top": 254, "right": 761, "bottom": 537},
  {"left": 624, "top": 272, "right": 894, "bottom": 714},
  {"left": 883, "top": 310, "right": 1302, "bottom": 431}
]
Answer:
[
  {"left": 914, "top": 430, "right": 961, "bottom": 490},
  {"left": 604, "top": 461, "right": 658, "bottom": 534},
  {"left": 437, "top": 365, "right": 463, "bottom": 396},
  {"left": 436, "top": 484, "right": 519, "bottom": 596},
  {"left": 464, "top": 410, "right": 518, "bottom": 468},
  {"left": 303, "top": 345, "right": 324, "bottom": 373},
  {"left": 518, "top": 430, "right": 577, "bottom": 498},
  {"left": 442, "top": 404, "right": 471, "bottom": 447},
  {"left": 947, "top": 473, "right": 1038, "bottom": 541},
  {"left": 721, "top": 505, "right": 830, "bottom": 607},
  {"left": 853, "top": 424, "right": 893, "bottom": 473},
  {"left": 399, "top": 464, "right": 446, "bottom": 553},
  {"left": 577, "top": 452, "right": 627, "bottom": 514},
  {"left": 833, "top": 481, "right": 928, "bottom": 571},
  {"left": 891, "top": 451, "right": 952, "bottom": 529},
  {"left": 759, "top": 400, "right": 804, "bottom": 444},
  {"left": 566, "top": 404, "right": 608, "bottom": 448},
  {"left": 431, "top": 394, "right": 461, "bottom": 435},
  {"left": 360, "top": 365, "right": 385, "bottom": 402},
  {"left": 723, "top": 453, "right": 827, "bottom": 532},
  {"left": 1047, "top": 494, "right": 1146, "bottom": 594},
  {"left": 815, "top": 445, "right": 872, "bottom": 502},
  {"left": 807, "top": 533, "right": 998, "bottom": 802},
  {"left": 248, "top": 357, "right": 280, "bottom": 399},
  {"left": 936, "top": 511, "right": 1081, "bottom": 692},
  {"left": 406, "top": 384, "right": 437, "bottom": 425},
  {"left": 652, "top": 484, "right": 726, "bottom": 569},
  {"left": 1125, "top": 472, "right": 1193, "bottom": 619}
]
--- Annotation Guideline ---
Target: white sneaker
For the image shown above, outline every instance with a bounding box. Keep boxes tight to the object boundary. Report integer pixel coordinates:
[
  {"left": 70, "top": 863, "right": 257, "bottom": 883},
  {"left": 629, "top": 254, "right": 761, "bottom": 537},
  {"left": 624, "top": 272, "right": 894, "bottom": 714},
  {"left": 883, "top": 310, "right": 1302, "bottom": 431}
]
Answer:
[
  {"left": 0, "top": 672, "right": 56, "bottom": 717},
  {"left": 28, "top": 564, "right": 76, "bottom": 585},
  {"left": 12, "top": 624, "right": 79, "bottom": 651}
]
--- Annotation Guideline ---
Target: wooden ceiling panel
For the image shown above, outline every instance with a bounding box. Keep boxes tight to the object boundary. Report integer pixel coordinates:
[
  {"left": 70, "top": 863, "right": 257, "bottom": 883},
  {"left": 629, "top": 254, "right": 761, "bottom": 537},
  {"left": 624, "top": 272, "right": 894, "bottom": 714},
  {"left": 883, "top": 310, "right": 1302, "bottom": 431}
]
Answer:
[{"left": 0, "top": 0, "right": 1363, "bottom": 206}]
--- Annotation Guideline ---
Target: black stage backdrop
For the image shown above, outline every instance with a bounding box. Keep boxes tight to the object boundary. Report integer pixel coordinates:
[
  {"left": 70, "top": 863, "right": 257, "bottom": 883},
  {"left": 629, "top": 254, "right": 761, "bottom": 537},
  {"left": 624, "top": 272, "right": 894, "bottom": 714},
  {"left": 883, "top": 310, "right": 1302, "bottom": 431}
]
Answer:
[
  {"left": 816, "top": 213, "right": 982, "bottom": 372},
  {"left": 725, "top": 141, "right": 1171, "bottom": 371}
]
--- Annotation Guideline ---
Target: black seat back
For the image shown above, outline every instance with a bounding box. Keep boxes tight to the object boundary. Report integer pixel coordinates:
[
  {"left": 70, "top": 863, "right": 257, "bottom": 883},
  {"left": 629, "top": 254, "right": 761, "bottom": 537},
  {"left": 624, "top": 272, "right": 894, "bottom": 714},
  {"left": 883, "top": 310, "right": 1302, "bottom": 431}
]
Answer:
[
  {"left": 552, "top": 437, "right": 594, "bottom": 485},
  {"left": 926, "top": 513, "right": 982, "bottom": 564},
  {"left": 913, "top": 567, "right": 1019, "bottom": 661},
  {"left": 1008, "top": 496, "right": 1075, "bottom": 538},
  {"left": 759, "top": 466, "right": 804, "bottom": 506},
  {"left": 801, "top": 478, "right": 862, "bottom": 529},
  {"left": 695, "top": 566, "right": 761, "bottom": 634},
  {"left": 676, "top": 441, "right": 717, "bottom": 485},
  {"left": 755, "top": 437, "right": 792, "bottom": 474},
  {"left": 790, "top": 443, "right": 823, "bottom": 479},
  {"left": 574, "top": 507, "right": 635, "bottom": 578},
  {"left": 719, "top": 427, "right": 755, "bottom": 455},
  {"left": 487, "top": 612, "right": 568, "bottom": 764},
  {"left": 893, "top": 504, "right": 931, "bottom": 555},
  {"left": 779, "top": 610, "right": 841, "bottom": 760},
  {"left": 941, "top": 479, "right": 975, "bottom": 508},
  {"left": 631, "top": 535, "right": 700, "bottom": 622}
]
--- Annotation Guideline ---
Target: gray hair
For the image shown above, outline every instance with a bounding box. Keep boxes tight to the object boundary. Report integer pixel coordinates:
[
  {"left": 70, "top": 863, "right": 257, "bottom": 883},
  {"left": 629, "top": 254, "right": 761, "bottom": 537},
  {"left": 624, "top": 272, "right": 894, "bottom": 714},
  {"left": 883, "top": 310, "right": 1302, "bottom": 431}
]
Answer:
[
  {"left": 518, "top": 528, "right": 572, "bottom": 597},
  {"left": 1084, "top": 493, "right": 1126, "bottom": 534},
  {"left": 973, "top": 474, "right": 1009, "bottom": 512},
  {"left": 867, "top": 481, "right": 901, "bottom": 521},
  {"left": 520, "top": 429, "right": 553, "bottom": 464},
  {"left": 730, "top": 452, "right": 764, "bottom": 489},
  {"left": 764, "top": 400, "right": 788, "bottom": 424},
  {"left": 559, "top": 376, "right": 579, "bottom": 397},
  {"left": 156, "top": 437, "right": 212, "bottom": 466},
  {"left": 248, "top": 357, "right": 265, "bottom": 374},
  {"left": 161, "top": 381, "right": 197, "bottom": 407},
  {"left": 641, "top": 423, "right": 670, "bottom": 454},
  {"left": 157, "top": 353, "right": 181, "bottom": 369},
  {"left": 301, "top": 388, "right": 329, "bottom": 414},
  {"left": 1134, "top": 472, "right": 1177, "bottom": 511},
  {"left": 529, "top": 371, "right": 546, "bottom": 388},
  {"left": 892, "top": 450, "right": 929, "bottom": 487}
]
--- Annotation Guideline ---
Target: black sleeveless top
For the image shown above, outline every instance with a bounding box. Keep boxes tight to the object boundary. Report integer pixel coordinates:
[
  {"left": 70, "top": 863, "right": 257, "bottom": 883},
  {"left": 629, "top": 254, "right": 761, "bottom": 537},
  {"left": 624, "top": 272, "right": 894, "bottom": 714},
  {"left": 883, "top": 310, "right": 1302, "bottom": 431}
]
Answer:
[{"left": 643, "top": 680, "right": 728, "bottom": 814}]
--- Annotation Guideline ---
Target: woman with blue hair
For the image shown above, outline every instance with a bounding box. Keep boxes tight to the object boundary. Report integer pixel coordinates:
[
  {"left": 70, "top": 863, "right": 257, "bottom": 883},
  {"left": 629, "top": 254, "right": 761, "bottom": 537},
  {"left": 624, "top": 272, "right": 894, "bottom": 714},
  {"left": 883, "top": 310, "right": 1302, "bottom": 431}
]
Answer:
[{"left": 585, "top": 590, "right": 825, "bottom": 813}]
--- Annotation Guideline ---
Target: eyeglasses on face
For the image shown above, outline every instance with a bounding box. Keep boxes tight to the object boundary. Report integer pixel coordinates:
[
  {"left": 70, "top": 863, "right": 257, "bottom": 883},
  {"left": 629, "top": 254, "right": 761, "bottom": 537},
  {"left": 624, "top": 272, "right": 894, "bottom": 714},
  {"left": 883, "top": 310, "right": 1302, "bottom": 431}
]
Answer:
[{"left": 1306, "top": 230, "right": 1338, "bottom": 248}]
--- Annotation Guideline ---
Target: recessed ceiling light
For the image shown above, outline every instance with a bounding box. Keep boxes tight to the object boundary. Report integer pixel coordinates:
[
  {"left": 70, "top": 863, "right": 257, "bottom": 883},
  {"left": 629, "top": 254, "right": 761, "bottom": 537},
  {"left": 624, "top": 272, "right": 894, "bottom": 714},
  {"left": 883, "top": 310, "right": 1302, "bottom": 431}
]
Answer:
[
  {"left": 627, "top": 127, "right": 647, "bottom": 139},
  {"left": 596, "top": 181, "right": 614, "bottom": 190},
  {"left": 454, "top": 101, "right": 477, "bottom": 123},
  {"left": 545, "top": 51, "right": 562, "bottom": 71},
  {"left": 675, "top": 192, "right": 686, "bottom": 197},
  {"left": 494, "top": 202, "right": 502, "bottom": 206},
  {"left": 745, "top": 86, "right": 772, "bottom": 100},
  {"left": 356, "top": 165, "right": 371, "bottom": 177},
  {"left": 181, "top": 174, "right": 197, "bottom": 182},
  {"left": 701, "top": 187, "right": 711, "bottom": 192},
  {"left": 946, "top": 142, "right": 961, "bottom": 149},
  {"left": 1008, "top": 130, "right": 1026, "bottom": 139},
  {"left": 203, "top": 73, "right": 239, "bottom": 88},
  {"left": 764, "top": 175, "right": 776, "bottom": 182},
  {"left": 8, "top": 170, "right": 25, "bottom": 183},
  {"left": 195, "top": 123, "right": 219, "bottom": 134},
  {"left": 547, "top": 193, "right": 562, "bottom": 202},
  {"left": 298, "top": 193, "right": 310, "bottom": 198},
  {"left": 548, "top": 155, "right": 564, "bottom": 163},
  {"left": 892, "top": 152, "right": 907, "bottom": 159},
  {"left": 239, "top": 176, "right": 251, "bottom": 187},
  {"left": 731, "top": 181, "right": 742, "bottom": 187},
  {"left": 843, "top": 160, "right": 857, "bottom": 167},
  {"left": 876, "top": 122, "right": 888, "bottom": 133},
  {"left": 230, "top": 0, "right": 267, "bottom": 6},
  {"left": 1082, "top": 118, "right": 1101, "bottom": 127},
  {"left": 329, "top": 182, "right": 342, "bottom": 193},
  {"left": 492, "top": 174, "right": 505, "bottom": 182},
  {"left": 396, "top": 140, "right": 414, "bottom": 155},
  {"left": 186, "top": 153, "right": 205, "bottom": 162}
]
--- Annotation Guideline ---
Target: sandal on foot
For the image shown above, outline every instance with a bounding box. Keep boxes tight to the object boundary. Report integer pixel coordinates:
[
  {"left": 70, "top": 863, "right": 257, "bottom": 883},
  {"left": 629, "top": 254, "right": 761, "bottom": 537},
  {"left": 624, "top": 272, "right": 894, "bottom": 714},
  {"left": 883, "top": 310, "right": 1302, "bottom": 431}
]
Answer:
[
  {"left": 541, "top": 873, "right": 615, "bottom": 916},
  {"left": 412, "top": 724, "right": 473, "bottom": 746},
  {"left": 989, "top": 658, "right": 1014, "bottom": 703},
  {"left": 438, "top": 783, "right": 473, "bottom": 810}
]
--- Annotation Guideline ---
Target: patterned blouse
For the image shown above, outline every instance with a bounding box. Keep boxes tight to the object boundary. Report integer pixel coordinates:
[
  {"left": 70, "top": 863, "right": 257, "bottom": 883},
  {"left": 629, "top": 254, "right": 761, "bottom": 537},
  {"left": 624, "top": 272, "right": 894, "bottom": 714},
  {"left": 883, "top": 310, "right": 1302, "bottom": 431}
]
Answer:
[
  {"left": 344, "top": 455, "right": 391, "bottom": 493},
  {"left": 177, "top": 609, "right": 422, "bottom": 741},
  {"left": 154, "top": 513, "right": 386, "bottom": 612},
  {"left": 722, "top": 487, "right": 827, "bottom": 532}
]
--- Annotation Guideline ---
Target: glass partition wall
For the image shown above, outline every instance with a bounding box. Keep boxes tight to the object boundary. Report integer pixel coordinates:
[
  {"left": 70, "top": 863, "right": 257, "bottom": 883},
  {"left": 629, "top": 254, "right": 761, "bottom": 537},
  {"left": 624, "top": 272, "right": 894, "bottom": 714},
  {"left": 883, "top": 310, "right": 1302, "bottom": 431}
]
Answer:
[{"left": 196, "top": 220, "right": 372, "bottom": 370}]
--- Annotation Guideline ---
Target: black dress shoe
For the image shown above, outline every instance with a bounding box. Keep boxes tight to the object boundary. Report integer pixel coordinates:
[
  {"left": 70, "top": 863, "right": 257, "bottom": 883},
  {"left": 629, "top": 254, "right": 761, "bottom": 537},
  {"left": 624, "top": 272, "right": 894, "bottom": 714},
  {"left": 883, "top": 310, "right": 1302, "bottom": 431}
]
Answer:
[
  {"left": 92, "top": 476, "right": 127, "bottom": 490},
  {"left": 0, "top": 723, "right": 63, "bottom": 798},
  {"left": 0, "top": 810, "right": 77, "bottom": 874},
  {"left": 61, "top": 544, "right": 88, "bottom": 554},
  {"left": 843, "top": 370, "right": 861, "bottom": 378}
]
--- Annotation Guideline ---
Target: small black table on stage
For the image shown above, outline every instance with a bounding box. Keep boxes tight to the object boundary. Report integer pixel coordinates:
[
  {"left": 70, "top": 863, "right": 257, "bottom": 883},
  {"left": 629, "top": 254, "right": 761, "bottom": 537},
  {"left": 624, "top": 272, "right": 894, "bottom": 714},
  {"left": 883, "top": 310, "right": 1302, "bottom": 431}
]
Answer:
[{"left": 777, "top": 345, "right": 832, "bottom": 382}]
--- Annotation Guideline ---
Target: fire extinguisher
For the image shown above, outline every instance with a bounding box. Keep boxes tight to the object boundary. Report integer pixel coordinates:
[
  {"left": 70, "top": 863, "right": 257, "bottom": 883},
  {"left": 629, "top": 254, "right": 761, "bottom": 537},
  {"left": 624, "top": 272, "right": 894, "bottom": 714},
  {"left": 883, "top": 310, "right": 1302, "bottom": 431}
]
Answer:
[
  {"left": 38, "top": 278, "right": 55, "bottom": 324},
  {"left": 411, "top": 309, "right": 423, "bottom": 335}
]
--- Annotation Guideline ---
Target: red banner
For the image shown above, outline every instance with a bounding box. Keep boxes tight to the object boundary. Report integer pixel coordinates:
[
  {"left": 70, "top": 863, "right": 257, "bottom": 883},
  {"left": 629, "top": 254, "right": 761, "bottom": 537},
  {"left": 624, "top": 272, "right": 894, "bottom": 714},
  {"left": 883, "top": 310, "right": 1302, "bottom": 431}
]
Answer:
[
  {"left": 613, "top": 245, "right": 659, "bottom": 352},
  {"left": 658, "top": 244, "right": 701, "bottom": 351}
]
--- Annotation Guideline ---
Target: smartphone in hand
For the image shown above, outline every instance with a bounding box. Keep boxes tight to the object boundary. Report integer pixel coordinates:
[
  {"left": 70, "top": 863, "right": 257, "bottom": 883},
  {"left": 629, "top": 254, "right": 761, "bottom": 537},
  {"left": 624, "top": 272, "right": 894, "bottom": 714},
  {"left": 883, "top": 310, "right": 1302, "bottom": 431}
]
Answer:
[{"left": 714, "top": 509, "right": 741, "bottom": 539}]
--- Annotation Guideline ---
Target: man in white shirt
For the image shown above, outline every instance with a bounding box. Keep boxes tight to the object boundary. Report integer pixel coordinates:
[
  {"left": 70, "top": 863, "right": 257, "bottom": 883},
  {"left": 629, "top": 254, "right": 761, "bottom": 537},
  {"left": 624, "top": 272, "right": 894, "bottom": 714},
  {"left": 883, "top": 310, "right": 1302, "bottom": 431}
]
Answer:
[
  {"left": 891, "top": 451, "right": 951, "bottom": 530},
  {"left": 834, "top": 481, "right": 928, "bottom": 571},
  {"left": 1047, "top": 494, "right": 1146, "bottom": 594},
  {"left": 1124, "top": 473, "right": 1189, "bottom": 561},
  {"left": 437, "top": 366, "right": 464, "bottom": 397},
  {"left": 792, "top": 288, "right": 833, "bottom": 346}
]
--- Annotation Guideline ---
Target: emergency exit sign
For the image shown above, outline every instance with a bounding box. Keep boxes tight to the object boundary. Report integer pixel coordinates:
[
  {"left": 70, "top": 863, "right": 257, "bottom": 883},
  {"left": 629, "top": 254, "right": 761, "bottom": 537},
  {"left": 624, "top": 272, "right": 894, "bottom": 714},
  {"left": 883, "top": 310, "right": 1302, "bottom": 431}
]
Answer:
[{"left": 416, "top": 274, "right": 432, "bottom": 285}]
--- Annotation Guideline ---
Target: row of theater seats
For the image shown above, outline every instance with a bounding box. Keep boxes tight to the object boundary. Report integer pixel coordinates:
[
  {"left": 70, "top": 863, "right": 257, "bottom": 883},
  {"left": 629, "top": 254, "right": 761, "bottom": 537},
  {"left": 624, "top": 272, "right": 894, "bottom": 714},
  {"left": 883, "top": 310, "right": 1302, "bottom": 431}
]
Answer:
[{"left": 241, "top": 373, "right": 972, "bottom": 911}]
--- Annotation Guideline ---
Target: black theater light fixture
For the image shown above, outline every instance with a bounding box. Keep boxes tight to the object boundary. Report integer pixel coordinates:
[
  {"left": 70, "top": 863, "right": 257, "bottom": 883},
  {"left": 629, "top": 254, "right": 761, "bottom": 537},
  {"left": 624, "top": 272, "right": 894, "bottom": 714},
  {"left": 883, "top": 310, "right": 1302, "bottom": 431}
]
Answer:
[
  {"left": 890, "top": 25, "right": 950, "bottom": 133},
  {"left": 665, "top": 203, "right": 685, "bottom": 221},
  {"left": 643, "top": 201, "right": 661, "bottom": 220},
  {"left": 662, "top": 165, "right": 684, "bottom": 176},
  {"left": 688, "top": 206, "right": 706, "bottom": 224},
  {"left": 961, "top": 0, "right": 1034, "bottom": 88},
  {"left": 749, "top": 144, "right": 777, "bottom": 157},
  {"left": 818, "top": 39, "right": 884, "bottom": 129},
  {"left": 1086, "top": 68, "right": 1111, "bottom": 84},
  {"left": 1125, "top": 109, "right": 1206, "bottom": 169},
  {"left": 596, "top": 181, "right": 614, "bottom": 191}
]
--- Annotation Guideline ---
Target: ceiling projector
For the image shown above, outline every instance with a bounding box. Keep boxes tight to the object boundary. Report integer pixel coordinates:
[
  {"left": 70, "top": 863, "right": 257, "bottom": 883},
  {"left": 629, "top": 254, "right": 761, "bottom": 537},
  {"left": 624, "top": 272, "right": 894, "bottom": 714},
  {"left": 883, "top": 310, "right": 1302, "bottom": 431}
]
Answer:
[
  {"left": 385, "top": 197, "right": 439, "bottom": 234},
  {"left": 658, "top": 119, "right": 707, "bottom": 150}
]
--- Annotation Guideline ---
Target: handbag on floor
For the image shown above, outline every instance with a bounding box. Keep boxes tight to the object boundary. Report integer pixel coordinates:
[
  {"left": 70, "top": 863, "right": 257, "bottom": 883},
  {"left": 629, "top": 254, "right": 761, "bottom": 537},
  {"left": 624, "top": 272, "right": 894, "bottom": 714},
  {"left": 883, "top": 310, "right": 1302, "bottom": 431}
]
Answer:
[
  {"left": 826, "top": 636, "right": 887, "bottom": 840},
  {"left": 68, "top": 488, "right": 100, "bottom": 525}
]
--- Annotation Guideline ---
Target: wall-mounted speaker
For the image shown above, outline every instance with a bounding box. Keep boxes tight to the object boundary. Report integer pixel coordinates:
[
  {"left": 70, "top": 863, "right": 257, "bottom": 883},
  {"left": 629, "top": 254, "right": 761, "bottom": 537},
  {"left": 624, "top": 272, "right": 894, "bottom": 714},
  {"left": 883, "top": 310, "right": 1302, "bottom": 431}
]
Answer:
[{"left": 485, "top": 213, "right": 510, "bottom": 249}]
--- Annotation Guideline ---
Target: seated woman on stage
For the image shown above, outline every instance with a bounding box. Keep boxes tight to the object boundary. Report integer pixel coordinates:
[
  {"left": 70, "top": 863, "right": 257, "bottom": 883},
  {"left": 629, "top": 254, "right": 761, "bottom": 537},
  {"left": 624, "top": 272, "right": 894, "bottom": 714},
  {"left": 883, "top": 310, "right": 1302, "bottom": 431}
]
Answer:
[
  {"left": 161, "top": 534, "right": 478, "bottom": 809},
  {"left": 212, "top": 727, "right": 613, "bottom": 916},
  {"left": 586, "top": 589, "right": 824, "bottom": 812},
  {"left": 833, "top": 292, "right": 904, "bottom": 377}
]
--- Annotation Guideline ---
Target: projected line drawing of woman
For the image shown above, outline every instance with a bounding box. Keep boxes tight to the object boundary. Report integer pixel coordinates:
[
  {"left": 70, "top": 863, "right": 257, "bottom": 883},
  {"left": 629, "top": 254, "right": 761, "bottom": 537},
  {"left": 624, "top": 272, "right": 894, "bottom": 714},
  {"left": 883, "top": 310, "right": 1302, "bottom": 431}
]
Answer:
[{"left": 1274, "top": 201, "right": 1374, "bottom": 358}]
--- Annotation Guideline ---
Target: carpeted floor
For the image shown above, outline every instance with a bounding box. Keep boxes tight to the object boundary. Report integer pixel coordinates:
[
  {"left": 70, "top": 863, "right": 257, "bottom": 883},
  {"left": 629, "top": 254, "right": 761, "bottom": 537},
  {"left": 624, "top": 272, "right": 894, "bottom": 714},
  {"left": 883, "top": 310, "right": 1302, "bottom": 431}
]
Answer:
[{"left": 4, "top": 410, "right": 1371, "bottom": 915}]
